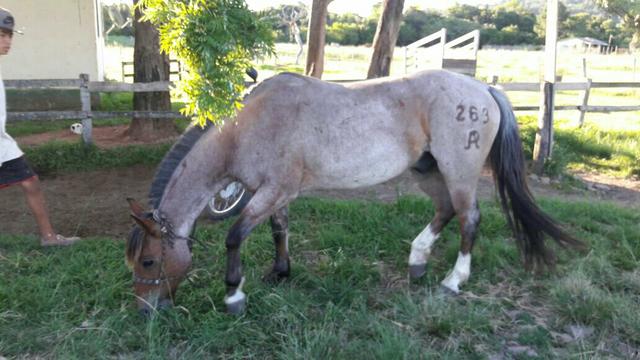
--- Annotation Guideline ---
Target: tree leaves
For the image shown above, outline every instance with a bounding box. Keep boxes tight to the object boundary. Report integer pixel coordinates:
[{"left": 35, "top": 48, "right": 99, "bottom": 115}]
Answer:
[{"left": 138, "top": 0, "right": 275, "bottom": 126}]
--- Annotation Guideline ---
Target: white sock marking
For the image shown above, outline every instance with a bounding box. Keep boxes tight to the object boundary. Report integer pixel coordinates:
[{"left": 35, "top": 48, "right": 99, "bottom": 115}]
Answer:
[
  {"left": 441, "top": 252, "right": 472, "bottom": 293},
  {"left": 409, "top": 224, "right": 440, "bottom": 266},
  {"left": 224, "top": 277, "right": 246, "bottom": 305}
]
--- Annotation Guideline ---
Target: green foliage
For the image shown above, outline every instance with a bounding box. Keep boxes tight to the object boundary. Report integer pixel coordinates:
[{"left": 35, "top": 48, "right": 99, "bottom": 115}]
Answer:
[
  {"left": 398, "top": 8, "right": 477, "bottom": 46},
  {"left": 263, "top": 4, "right": 309, "bottom": 43},
  {"left": 398, "top": 5, "right": 541, "bottom": 47},
  {"left": 595, "top": 0, "right": 640, "bottom": 49},
  {"left": 138, "top": 0, "right": 275, "bottom": 126},
  {"left": 262, "top": 2, "right": 634, "bottom": 48}
]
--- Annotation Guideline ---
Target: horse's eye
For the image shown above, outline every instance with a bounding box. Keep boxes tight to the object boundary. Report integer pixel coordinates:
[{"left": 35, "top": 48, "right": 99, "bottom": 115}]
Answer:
[{"left": 142, "top": 259, "right": 155, "bottom": 268}]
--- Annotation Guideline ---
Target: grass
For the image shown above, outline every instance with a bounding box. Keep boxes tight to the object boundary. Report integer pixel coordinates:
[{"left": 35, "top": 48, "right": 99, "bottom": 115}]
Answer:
[
  {"left": 22, "top": 142, "right": 171, "bottom": 175},
  {"left": 1, "top": 196, "right": 638, "bottom": 358},
  {"left": 516, "top": 115, "right": 640, "bottom": 178}
]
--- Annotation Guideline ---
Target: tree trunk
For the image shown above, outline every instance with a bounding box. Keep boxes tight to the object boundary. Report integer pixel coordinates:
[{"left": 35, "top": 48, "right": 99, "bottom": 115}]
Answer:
[
  {"left": 367, "top": 0, "right": 405, "bottom": 79},
  {"left": 630, "top": 29, "right": 640, "bottom": 52},
  {"left": 127, "top": 0, "right": 176, "bottom": 141},
  {"left": 305, "top": 0, "right": 333, "bottom": 78}
]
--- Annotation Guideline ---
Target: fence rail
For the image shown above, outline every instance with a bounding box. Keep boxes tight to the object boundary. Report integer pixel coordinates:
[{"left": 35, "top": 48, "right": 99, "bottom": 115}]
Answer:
[
  {"left": 496, "top": 80, "right": 640, "bottom": 117},
  {"left": 6, "top": 74, "right": 640, "bottom": 144}
]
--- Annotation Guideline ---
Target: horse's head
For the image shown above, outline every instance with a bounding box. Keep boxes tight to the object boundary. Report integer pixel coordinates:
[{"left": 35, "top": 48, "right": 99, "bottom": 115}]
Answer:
[{"left": 126, "top": 198, "right": 192, "bottom": 317}]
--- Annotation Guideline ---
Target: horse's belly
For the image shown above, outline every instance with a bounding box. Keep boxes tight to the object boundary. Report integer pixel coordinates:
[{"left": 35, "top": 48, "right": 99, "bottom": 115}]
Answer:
[{"left": 305, "top": 140, "right": 412, "bottom": 189}]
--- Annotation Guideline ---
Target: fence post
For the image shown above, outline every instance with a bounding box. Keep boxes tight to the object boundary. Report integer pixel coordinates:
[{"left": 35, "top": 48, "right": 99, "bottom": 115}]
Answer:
[
  {"left": 439, "top": 28, "right": 446, "bottom": 69},
  {"left": 404, "top": 46, "right": 408, "bottom": 74},
  {"left": 533, "top": 81, "right": 554, "bottom": 176},
  {"left": 532, "top": 0, "right": 558, "bottom": 176},
  {"left": 79, "top": 73, "right": 93, "bottom": 146},
  {"left": 578, "top": 78, "right": 592, "bottom": 127}
]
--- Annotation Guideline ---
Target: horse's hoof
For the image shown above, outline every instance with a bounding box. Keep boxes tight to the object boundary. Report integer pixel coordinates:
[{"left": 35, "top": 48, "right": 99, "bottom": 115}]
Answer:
[
  {"left": 225, "top": 298, "right": 246, "bottom": 315},
  {"left": 262, "top": 271, "right": 289, "bottom": 284},
  {"left": 409, "top": 264, "right": 427, "bottom": 280},
  {"left": 437, "top": 284, "right": 460, "bottom": 297}
]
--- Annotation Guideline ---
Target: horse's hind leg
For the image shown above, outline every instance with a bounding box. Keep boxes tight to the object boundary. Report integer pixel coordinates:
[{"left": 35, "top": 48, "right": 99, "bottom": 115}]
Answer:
[
  {"left": 263, "top": 205, "right": 290, "bottom": 283},
  {"left": 439, "top": 185, "right": 481, "bottom": 294},
  {"left": 408, "top": 153, "right": 456, "bottom": 279}
]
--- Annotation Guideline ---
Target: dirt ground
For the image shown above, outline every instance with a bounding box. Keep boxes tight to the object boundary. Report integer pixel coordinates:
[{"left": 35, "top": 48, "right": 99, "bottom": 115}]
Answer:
[{"left": 2, "top": 126, "right": 639, "bottom": 240}]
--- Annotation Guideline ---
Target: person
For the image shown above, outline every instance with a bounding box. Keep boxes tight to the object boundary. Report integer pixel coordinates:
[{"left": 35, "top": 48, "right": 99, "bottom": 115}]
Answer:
[{"left": 0, "top": 7, "right": 80, "bottom": 246}]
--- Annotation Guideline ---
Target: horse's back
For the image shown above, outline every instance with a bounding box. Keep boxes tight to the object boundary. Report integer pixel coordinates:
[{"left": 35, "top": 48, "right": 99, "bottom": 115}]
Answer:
[{"left": 229, "top": 70, "right": 500, "bottom": 191}]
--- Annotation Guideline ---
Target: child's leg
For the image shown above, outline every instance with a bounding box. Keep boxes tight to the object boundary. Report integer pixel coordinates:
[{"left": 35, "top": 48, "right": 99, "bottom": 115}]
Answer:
[{"left": 19, "top": 176, "right": 56, "bottom": 241}]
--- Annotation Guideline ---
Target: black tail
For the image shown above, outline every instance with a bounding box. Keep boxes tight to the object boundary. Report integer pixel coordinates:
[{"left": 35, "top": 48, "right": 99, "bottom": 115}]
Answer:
[{"left": 487, "top": 87, "right": 584, "bottom": 269}]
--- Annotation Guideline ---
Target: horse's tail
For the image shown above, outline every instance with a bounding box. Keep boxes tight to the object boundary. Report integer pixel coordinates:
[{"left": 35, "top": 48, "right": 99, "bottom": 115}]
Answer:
[{"left": 487, "top": 86, "right": 584, "bottom": 269}]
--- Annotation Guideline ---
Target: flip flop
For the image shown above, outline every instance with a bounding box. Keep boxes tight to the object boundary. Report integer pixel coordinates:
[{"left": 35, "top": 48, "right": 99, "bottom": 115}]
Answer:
[{"left": 41, "top": 234, "right": 81, "bottom": 247}]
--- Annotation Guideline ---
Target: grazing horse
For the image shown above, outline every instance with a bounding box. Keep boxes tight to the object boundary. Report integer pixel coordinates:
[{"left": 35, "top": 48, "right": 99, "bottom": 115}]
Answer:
[{"left": 126, "top": 70, "right": 582, "bottom": 315}]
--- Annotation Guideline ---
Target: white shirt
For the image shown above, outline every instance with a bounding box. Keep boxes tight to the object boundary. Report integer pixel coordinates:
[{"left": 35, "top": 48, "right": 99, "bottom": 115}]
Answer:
[{"left": 0, "top": 65, "right": 23, "bottom": 166}]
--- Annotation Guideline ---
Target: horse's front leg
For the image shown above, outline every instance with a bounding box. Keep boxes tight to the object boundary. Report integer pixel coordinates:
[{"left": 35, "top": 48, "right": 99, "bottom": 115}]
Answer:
[
  {"left": 263, "top": 206, "right": 290, "bottom": 283},
  {"left": 224, "top": 188, "right": 290, "bottom": 314}
]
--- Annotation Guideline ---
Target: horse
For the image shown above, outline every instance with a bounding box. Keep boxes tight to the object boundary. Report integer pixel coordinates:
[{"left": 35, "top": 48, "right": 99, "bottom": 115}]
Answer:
[{"left": 126, "top": 69, "right": 583, "bottom": 315}]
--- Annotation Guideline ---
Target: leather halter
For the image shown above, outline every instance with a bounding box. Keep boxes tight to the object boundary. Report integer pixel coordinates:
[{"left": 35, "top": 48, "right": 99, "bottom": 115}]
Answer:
[{"left": 132, "top": 210, "right": 194, "bottom": 286}]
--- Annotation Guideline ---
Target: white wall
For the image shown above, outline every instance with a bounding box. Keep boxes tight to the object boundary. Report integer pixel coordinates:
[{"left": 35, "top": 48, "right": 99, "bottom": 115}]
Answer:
[{"left": 0, "top": 0, "right": 104, "bottom": 80}]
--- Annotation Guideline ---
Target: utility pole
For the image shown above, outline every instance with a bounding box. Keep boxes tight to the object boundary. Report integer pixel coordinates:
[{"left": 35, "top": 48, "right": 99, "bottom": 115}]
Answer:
[{"left": 532, "top": 0, "right": 558, "bottom": 175}]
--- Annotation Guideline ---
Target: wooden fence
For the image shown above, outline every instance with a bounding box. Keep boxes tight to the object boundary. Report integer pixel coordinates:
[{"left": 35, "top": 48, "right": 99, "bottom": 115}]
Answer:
[
  {"left": 6, "top": 74, "right": 185, "bottom": 145},
  {"left": 6, "top": 74, "right": 640, "bottom": 145},
  {"left": 493, "top": 78, "right": 640, "bottom": 126},
  {"left": 403, "top": 28, "right": 480, "bottom": 77}
]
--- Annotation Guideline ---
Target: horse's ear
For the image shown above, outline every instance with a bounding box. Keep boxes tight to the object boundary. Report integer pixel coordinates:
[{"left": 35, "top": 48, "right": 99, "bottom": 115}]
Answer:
[
  {"left": 127, "top": 198, "right": 145, "bottom": 218},
  {"left": 130, "top": 214, "right": 156, "bottom": 235}
]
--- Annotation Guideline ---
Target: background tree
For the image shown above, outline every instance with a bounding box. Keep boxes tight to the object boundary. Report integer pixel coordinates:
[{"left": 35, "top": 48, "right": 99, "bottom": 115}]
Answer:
[
  {"left": 326, "top": 13, "right": 375, "bottom": 46},
  {"left": 128, "top": 0, "right": 175, "bottom": 141},
  {"left": 535, "top": 1, "right": 571, "bottom": 39},
  {"left": 103, "top": 3, "right": 134, "bottom": 36},
  {"left": 595, "top": 0, "right": 640, "bottom": 50},
  {"left": 367, "top": 0, "right": 405, "bottom": 78},
  {"left": 280, "top": 5, "right": 308, "bottom": 64},
  {"left": 253, "top": 2, "right": 630, "bottom": 49},
  {"left": 306, "top": 0, "right": 333, "bottom": 78},
  {"left": 137, "top": 0, "right": 274, "bottom": 126}
]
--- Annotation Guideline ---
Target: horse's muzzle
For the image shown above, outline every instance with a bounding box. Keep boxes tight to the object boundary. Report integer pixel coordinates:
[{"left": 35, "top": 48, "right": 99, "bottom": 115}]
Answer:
[{"left": 138, "top": 298, "right": 173, "bottom": 318}]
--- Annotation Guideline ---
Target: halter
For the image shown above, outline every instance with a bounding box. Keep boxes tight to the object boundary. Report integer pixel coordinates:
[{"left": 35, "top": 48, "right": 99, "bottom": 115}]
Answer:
[{"left": 132, "top": 210, "right": 194, "bottom": 286}]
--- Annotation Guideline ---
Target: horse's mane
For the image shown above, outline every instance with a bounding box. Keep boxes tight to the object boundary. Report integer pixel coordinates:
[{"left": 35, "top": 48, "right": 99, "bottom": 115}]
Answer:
[
  {"left": 148, "top": 73, "right": 297, "bottom": 209},
  {"left": 149, "top": 123, "right": 214, "bottom": 208}
]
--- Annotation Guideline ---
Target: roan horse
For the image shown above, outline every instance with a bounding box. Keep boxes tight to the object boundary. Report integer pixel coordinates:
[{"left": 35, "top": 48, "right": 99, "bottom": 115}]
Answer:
[{"left": 126, "top": 70, "right": 583, "bottom": 315}]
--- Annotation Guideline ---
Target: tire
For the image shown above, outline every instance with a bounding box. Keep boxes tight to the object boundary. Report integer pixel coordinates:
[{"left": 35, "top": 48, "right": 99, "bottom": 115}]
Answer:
[{"left": 206, "top": 181, "right": 251, "bottom": 221}]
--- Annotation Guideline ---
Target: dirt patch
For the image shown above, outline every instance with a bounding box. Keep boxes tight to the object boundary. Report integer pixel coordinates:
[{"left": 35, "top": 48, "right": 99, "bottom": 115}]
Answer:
[
  {"left": 17, "top": 125, "right": 178, "bottom": 148},
  {"left": 2, "top": 126, "right": 639, "bottom": 240}
]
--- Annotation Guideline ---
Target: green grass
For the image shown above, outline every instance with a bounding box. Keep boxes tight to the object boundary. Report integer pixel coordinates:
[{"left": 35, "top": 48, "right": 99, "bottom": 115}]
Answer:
[
  {"left": 22, "top": 142, "right": 171, "bottom": 175},
  {"left": 1, "top": 197, "right": 638, "bottom": 358},
  {"left": 516, "top": 115, "right": 640, "bottom": 178}
]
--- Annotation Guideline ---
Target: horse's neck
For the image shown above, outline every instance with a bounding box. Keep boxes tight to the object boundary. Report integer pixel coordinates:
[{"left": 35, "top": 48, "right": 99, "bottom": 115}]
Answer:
[{"left": 159, "top": 130, "right": 230, "bottom": 236}]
